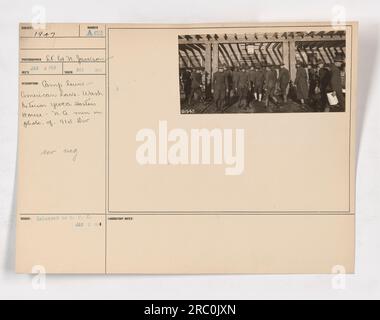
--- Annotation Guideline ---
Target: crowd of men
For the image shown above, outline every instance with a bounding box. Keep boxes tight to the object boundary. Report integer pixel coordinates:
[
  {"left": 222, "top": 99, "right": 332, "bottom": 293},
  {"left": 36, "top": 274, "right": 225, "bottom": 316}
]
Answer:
[{"left": 180, "top": 57, "right": 345, "bottom": 113}]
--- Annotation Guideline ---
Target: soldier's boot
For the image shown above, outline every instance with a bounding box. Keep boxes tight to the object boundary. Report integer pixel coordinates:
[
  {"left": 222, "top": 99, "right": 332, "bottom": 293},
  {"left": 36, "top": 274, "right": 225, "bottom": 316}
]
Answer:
[
  {"left": 243, "top": 99, "right": 247, "bottom": 110},
  {"left": 220, "top": 100, "right": 225, "bottom": 112},
  {"left": 272, "top": 97, "right": 279, "bottom": 110},
  {"left": 245, "top": 99, "right": 249, "bottom": 110},
  {"left": 266, "top": 98, "right": 273, "bottom": 113},
  {"left": 220, "top": 102, "right": 225, "bottom": 113},
  {"left": 218, "top": 100, "right": 223, "bottom": 112},
  {"left": 242, "top": 98, "right": 246, "bottom": 109}
]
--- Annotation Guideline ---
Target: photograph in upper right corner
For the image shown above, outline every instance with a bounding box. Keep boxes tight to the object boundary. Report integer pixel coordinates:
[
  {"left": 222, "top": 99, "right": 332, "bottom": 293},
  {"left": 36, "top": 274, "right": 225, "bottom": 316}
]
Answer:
[{"left": 178, "top": 29, "right": 346, "bottom": 114}]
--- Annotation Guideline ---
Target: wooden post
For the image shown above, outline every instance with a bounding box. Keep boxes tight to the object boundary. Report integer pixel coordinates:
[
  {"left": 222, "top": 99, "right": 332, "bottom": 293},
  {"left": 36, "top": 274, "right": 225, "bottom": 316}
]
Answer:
[
  {"left": 205, "top": 43, "right": 212, "bottom": 85},
  {"left": 211, "top": 42, "right": 219, "bottom": 89},
  {"left": 289, "top": 40, "right": 296, "bottom": 81}
]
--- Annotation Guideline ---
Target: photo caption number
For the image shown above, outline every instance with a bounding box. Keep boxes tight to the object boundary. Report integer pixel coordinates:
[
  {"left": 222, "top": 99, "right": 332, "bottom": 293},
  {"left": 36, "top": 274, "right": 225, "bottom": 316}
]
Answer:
[
  {"left": 188, "top": 304, "right": 236, "bottom": 317},
  {"left": 144, "top": 304, "right": 236, "bottom": 318}
]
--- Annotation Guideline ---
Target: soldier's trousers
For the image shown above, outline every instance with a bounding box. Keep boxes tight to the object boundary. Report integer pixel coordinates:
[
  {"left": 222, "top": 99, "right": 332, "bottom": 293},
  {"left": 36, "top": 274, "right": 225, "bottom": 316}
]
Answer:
[
  {"left": 320, "top": 87, "right": 328, "bottom": 108},
  {"left": 190, "top": 87, "right": 201, "bottom": 104},
  {"left": 214, "top": 88, "right": 226, "bottom": 110},
  {"left": 238, "top": 86, "right": 248, "bottom": 101},
  {"left": 214, "top": 88, "right": 226, "bottom": 101},
  {"left": 266, "top": 86, "right": 276, "bottom": 99},
  {"left": 336, "top": 90, "right": 345, "bottom": 108},
  {"left": 254, "top": 83, "right": 263, "bottom": 94}
]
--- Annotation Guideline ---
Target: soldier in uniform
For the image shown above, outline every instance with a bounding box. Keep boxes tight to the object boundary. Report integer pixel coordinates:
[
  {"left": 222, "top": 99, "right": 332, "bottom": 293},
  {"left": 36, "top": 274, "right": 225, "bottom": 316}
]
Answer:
[
  {"left": 278, "top": 63, "right": 290, "bottom": 103},
  {"left": 308, "top": 64, "right": 318, "bottom": 107},
  {"left": 317, "top": 61, "right": 331, "bottom": 111},
  {"left": 232, "top": 65, "right": 240, "bottom": 99},
  {"left": 330, "top": 58, "right": 345, "bottom": 109},
  {"left": 181, "top": 68, "right": 192, "bottom": 106},
  {"left": 248, "top": 64, "right": 257, "bottom": 105},
  {"left": 254, "top": 65, "right": 265, "bottom": 102},
  {"left": 294, "top": 62, "right": 309, "bottom": 107},
  {"left": 237, "top": 64, "right": 250, "bottom": 109},
  {"left": 264, "top": 65, "right": 279, "bottom": 111},
  {"left": 224, "top": 64, "right": 233, "bottom": 106},
  {"left": 189, "top": 68, "right": 202, "bottom": 106},
  {"left": 213, "top": 65, "right": 228, "bottom": 112}
]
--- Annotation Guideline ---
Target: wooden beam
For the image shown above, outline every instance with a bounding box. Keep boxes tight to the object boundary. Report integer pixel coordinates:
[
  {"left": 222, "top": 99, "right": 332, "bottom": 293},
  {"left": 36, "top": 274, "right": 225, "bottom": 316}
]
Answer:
[
  {"left": 228, "top": 43, "right": 240, "bottom": 66},
  {"left": 178, "top": 34, "right": 345, "bottom": 44},
  {"left": 219, "top": 43, "right": 234, "bottom": 66},
  {"left": 283, "top": 40, "right": 290, "bottom": 70},
  {"left": 272, "top": 42, "right": 283, "bottom": 65},
  {"left": 187, "top": 44, "right": 203, "bottom": 67}
]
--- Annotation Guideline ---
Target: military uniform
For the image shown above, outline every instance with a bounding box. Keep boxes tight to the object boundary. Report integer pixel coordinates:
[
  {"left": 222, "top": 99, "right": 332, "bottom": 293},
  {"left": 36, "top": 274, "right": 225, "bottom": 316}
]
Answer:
[
  {"left": 254, "top": 68, "right": 265, "bottom": 96},
  {"left": 224, "top": 68, "right": 233, "bottom": 104},
  {"left": 189, "top": 71, "right": 202, "bottom": 105},
  {"left": 264, "top": 67, "right": 278, "bottom": 109},
  {"left": 308, "top": 67, "right": 318, "bottom": 99},
  {"left": 265, "top": 68, "right": 277, "bottom": 97},
  {"left": 232, "top": 68, "right": 240, "bottom": 94},
  {"left": 213, "top": 70, "right": 228, "bottom": 111},
  {"left": 182, "top": 69, "right": 192, "bottom": 104},
  {"left": 248, "top": 69, "right": 256, "bottom": 87},
  {"left": 248, "top": 68, "right": 256, "bottom": 101},
  {"left": 295, "top": 66, "right": 309, "bottom": 101},
  {"left": 237, "top": 69, "right": 249, "bottom": 107},
  {"left": 330, "top": 64, "right": 344, "bottom": 108},
  {"left": 318, "top": 66, "right": 331, "bottom": 109},
  {"left": 279, "top": 66, "right": 290, "bottom": 98}
]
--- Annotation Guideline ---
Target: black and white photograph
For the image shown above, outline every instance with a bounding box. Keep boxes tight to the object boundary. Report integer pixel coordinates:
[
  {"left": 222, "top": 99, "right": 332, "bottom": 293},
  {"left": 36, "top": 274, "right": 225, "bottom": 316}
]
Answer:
[{"left": 179, "top": 30, "right": 346, "bottom": 113}]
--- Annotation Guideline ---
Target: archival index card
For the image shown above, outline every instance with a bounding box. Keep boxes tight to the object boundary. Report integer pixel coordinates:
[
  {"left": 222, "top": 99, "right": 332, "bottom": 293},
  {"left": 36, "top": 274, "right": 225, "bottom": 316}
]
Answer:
[{"left": 16, "top": 22, "right": 357, "bottom": 274}]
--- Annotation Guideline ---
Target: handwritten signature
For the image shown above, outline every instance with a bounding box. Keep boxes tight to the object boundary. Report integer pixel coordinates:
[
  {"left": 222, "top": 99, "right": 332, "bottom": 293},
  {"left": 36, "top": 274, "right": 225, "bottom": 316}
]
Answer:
[{"left": 41, "top": 148, "right": 78, "bottom": 162}]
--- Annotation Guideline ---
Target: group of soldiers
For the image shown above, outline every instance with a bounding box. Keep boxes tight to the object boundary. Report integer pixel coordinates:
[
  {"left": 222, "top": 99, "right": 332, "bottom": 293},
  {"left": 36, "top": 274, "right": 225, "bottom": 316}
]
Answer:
[
  {"left": 212, "top": 63, "right": 290, "bottom": 112},
  {"left": 299, "top": 58, "right": 345, "bottom": 112},
  {"left": 180, "top": 57, "right": 345, "bottom": 113}
]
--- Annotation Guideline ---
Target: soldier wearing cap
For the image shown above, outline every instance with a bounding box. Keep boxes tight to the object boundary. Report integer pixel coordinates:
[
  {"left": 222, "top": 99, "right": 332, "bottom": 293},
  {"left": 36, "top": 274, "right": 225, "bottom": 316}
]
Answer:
[
  {"left": 294, "top": 61, "right": 309, "bottom": 106},
  {"left": 254, "top": 64, "right": 265, "bottom": 102},
  {"left": 237, "top": 63, "right": 249, "bottom": 108},
  {"left": 329, "top": 57, "right": 345, "bottom": 109},
  {"left": 248, "top": 64, "right": 257, "bottom": 104},
  {"left": 317, "top": 60, "right": 331, "bottom": 111},
  {"left": 232, "top": 65, "right": 240, "bottom": 97},
  {"left": 278, "top": 63, "right": 290, "bottom": 103},
  {"left": 213, "top": 64, "right": 228, "bottom": 112},
  {"left": 189, "top": 67, "right": 203, "bottom": 106},
  {"left": 307, "top": 63, "right": 318, "bottom": 104},
  {"left": 264, "top": 64, "right": 279, "bottom": 110},
  {"left": 224, "top": 64, "right": 233, "bottom": 106},
  {"left": 181, "top": 68, "right": 192, "bottom": 106}
]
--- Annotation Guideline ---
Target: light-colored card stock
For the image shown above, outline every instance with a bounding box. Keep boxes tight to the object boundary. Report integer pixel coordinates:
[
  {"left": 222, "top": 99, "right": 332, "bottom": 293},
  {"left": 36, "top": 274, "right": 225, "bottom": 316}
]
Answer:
[{"left": 16, "top": 22, "right": 357, "bottom": 274}]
